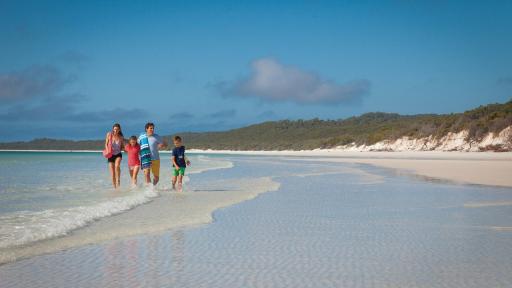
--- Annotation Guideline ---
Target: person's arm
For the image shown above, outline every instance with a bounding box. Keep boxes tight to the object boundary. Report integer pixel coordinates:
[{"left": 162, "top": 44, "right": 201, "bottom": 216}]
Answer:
[
  {"left": 104, "top": 132, "right": 110, "bottom": 150},
  {"left": 171, "top": 150, "right": 180, "bottom": 168},
  {"left": 184, "top": 148, "right": 190, "bottom": 166},
  {"left": 172, "top": 156, "right": 180, "bottom": 168},
  {"left": 158, "top": 137, "right": 167, "bottom": 149}
]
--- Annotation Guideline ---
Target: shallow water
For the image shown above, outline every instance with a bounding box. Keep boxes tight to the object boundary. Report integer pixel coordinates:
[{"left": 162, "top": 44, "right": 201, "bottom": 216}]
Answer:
[
  {"left": 0, "top": 152, "right": 233, "bottom": 251},
  {"left": 1, "top": 156, "right": 512, "bottom": 287}
]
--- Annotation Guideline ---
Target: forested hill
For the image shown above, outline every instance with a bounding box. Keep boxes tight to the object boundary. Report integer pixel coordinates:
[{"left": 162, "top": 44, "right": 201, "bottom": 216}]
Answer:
[
  {"left": 178, "top": 100, "right": 512, "bottom": 150},
  {"left": 1, "top": 100, "right": 511, "bottom": 151}
]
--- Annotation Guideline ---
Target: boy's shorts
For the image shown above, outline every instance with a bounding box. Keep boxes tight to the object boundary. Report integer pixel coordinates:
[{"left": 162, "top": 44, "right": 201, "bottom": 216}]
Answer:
[
  {"left": 151, "top": 160, "right": 160, "bottom": 177},
  {"left": 173, "top": 167, "right": 185, "bottom": 176}
]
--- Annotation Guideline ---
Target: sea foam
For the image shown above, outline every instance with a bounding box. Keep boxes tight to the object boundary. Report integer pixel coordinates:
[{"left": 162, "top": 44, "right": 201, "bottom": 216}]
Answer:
[
  {"left": 0, "top": 186, "right": 158, "bottom": 249},
  {"left": 0, "top": 155, "right": 234, "bottom": 252}
]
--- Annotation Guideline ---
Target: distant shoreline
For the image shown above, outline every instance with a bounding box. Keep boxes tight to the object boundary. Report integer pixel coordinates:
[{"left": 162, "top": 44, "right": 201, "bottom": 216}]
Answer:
[
  {"left": 189, "top": 149, "right": 512, "bottom": 188},
  {"left": 188, "top": 149, "right": 512, "bottom": 159},
  {"left": 1, "top": 101, "right": 511, "bottom": 153},
  {"left": 0, "top": 149, "right": 175, "bottom": 154},
  {"left": 2, "top": 149, "right": 511, "bottom": 187},
  {"left": 1, "top": 148, "right": 511, "bottom": 158},
  {"left": 0, "top": 149, "right": 103, "bottom": 153}
]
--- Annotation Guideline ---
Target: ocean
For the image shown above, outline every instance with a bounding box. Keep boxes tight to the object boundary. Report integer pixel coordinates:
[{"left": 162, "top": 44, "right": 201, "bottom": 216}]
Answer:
[
  {"left": 0, "top": 151, "right": 235, "bottom": 259},
  {"left": 1, "top": 152, "right": 512, "bottom": 287}
]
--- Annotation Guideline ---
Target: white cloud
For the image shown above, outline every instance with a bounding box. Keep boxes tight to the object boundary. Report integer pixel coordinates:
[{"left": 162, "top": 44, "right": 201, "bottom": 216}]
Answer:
[{"left": 218, "top": 58, "right": 370, "bottom": 104}]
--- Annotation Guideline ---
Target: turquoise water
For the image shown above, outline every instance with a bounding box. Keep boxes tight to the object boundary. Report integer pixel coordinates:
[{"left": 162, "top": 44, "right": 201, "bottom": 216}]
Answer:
[
  {"left": 0, "top": 152, "right": 119, "bottom": 213},
  {"left": 0, "top": 151, "right": 232, "bottom": 250},
  {"left": 1, "top": 153, "right": 512, "bottom": 287}
]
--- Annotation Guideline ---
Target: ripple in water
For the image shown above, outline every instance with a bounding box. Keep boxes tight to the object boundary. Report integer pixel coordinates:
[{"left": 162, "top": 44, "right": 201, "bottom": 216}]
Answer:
[{"left": 0, "top": 157, "right": 511, "bottom": 288}]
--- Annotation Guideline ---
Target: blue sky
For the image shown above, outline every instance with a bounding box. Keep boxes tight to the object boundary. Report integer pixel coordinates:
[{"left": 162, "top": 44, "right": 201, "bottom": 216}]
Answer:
[{"left": 1, "top": 1, "right": 511, "bottom": 141}]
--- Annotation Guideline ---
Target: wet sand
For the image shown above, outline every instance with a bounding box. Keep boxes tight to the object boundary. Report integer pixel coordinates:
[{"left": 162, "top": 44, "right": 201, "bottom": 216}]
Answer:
[
  {"left": 190, "top": 150, "right": 512, "bottom": 187},
  {"left": 1, "top": 156, "right": 511, "bottom": 287}
]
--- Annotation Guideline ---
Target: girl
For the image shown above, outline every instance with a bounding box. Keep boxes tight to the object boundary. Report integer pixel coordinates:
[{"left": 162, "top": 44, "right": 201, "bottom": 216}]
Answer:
[
  {"left": 124, "top": 136, "right": 141, "bottom": 187},
  {"left": 105, "top": 123, "right": 124, "bottom": 188}
]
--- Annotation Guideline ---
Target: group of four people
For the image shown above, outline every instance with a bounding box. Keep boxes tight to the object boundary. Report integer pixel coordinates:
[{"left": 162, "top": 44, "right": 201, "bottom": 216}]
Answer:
[{"left": 104, "top": 122, "right": 190, "bottom": 190}]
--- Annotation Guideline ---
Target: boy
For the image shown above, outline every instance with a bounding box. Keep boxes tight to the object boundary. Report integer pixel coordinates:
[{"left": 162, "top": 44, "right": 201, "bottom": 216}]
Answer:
[
  {"left": 139, "top": 122, "right": 167, "bottom": 186},
  {"left": 171, "top": 135, "right": 190, "bottom": 190}
]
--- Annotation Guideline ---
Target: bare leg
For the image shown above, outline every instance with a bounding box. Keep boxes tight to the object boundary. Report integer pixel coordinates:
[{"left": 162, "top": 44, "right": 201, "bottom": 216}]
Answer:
[
  {"left": 172, "top": 175, "right": 177, "bottom": 189},
  {"left": 177, "top": 175, "right": 183, "bottom": 191},
  {"left": 114, "top": 157, "right": 122, "bottom": 188},
  {"left": 108, "top": 162, "right": 116, "bottom": 188},
  {"left": 132, "top": 166, "right": 140, "bottom": 185},
  {"left": 151, "top": 161, "right": 160, "bottom": 186},
  {"left": 128, "top": 168, "right": 134, "bottom": 186},
  {"left": 144, "top": 168, "right": 151, "bottom": 184}
]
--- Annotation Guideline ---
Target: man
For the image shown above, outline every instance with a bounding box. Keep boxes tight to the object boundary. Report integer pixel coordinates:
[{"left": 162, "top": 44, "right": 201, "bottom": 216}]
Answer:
[{"left": 138, "top": 122, "right": 167, "bottom": 185}]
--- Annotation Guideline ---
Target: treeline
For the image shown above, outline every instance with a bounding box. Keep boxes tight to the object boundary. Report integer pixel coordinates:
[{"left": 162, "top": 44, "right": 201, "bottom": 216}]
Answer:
[
  {"left": 175, "top": 99, "right": 512, "bottom": 150},
  {"left": 1, "top": 100, "right": 511, "bottom": 151}
]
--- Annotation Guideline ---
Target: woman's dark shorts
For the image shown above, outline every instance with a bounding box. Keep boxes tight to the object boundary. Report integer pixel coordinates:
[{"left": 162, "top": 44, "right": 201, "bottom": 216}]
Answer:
[{"left": 107, "top": 153, "right": 122, "bottom": 163}]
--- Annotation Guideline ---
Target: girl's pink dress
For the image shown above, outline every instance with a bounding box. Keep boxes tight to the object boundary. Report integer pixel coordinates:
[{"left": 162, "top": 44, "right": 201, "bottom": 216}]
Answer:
[{"left": 124, "top": 144, "right": 141, "bottom": 167}]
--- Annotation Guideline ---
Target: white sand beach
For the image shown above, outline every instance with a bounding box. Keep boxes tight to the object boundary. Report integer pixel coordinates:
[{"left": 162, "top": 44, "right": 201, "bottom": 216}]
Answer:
[{"left": 189, "top": 150, "right": 512, "bottom": 187}]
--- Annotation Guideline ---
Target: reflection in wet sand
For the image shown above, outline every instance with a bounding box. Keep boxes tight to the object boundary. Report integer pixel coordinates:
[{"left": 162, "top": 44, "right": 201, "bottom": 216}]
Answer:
[
  {"left": 1, "top": 157, "right": 511, "bottom": 287},
  {"left": 171, "top": 230, "right": 186, "bottom": 283},
  {"left": 98, "top": 230, "right": 187, "bottom": 288}
]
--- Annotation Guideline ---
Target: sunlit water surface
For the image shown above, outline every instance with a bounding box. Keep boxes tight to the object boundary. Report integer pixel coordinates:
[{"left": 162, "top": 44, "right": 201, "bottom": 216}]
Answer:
[{"left": 1, "top": 153, "right": 511, "bottom": 287}]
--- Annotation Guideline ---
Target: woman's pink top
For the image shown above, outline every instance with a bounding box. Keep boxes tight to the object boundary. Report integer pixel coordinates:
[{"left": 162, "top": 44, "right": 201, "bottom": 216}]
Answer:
[{"left": 124, "top": 144, "right": 141, "bottom": 166}]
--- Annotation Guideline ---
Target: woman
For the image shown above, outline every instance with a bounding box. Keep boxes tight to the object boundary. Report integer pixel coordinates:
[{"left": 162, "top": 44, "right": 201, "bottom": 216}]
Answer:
[{"left": 105, "top": 123, "right": 124, "bottom": 188}]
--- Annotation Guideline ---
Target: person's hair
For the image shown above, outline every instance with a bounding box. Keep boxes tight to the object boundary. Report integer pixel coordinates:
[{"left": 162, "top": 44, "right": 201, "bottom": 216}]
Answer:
[
  {"left": 112, "top": 123, "right": 123, "bottom": 137},
  {"left": 174, "top": 135, "right": 182, "bottom": 141},
  {"left": 145, "top": 122, "right": 154, "bottom": 131},
  {"left": 129, "top": 135, "right": 137, "bottom": 142}
]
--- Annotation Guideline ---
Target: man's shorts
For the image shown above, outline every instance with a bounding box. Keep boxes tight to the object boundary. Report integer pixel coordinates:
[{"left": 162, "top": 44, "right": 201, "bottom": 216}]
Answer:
[
  {"left": 173, "top": 167, "right": 185, "bottom": 177},
  {"left": 151, "top": 159, "right": 160, "bottom": 177}
]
